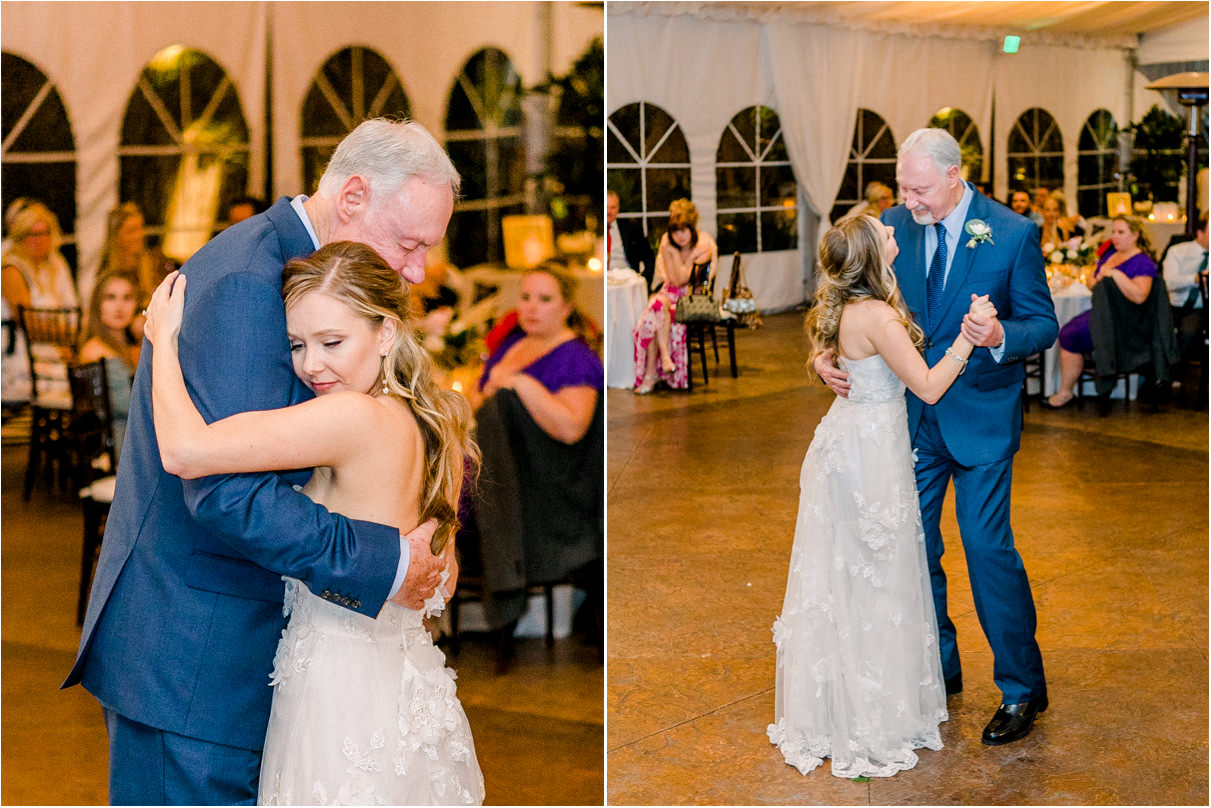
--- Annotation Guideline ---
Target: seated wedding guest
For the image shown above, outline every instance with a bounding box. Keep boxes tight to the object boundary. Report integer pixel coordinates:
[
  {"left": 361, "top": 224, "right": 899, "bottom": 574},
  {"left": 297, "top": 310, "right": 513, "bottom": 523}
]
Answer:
[
  {"left": 465, "top": 264, "right": 604, "bottom": 666},
  {"left": 1, "top": 200, "right": 79, "bottom": 403},
  {"left": 226, "top": 195, "right": 266, "bottom": 226},
  {"left": 1163, "top": 210, "right": 1209, "bottom": 361},
  {"left": 607, "top": 190, "right": 656, "bottom": 290},
  {"left": 1032, "top": 186, "right": 1050, "bottom": 222},
  {"left": 841, "top": 181, "right": 894, "bottom": 221},
  {"left": 1038, "top": 192, "right": 1083, "bottom": 249},
  {"left": 1008, "top": 190, "right": 1036, "bottom": 222},
  {"left": 78, "top": 269, "right": 141, "bottom": 461},
  {"left": 632, "top": 198, "right": 718, "bottom": 394},
  {"left": 1044, "top": 215, "right": 1158, "bottom": 408},
  {"left": 78, "top": 202, "right": 176, "bottom": 317}
]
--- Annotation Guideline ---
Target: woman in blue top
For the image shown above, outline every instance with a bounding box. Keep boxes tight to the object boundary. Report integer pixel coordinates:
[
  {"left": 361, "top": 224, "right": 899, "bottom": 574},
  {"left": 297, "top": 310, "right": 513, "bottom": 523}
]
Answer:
[
  {"left": 78, "top": 269, "right": 141, "bottom": 460},
  {"left": 1044, "top": 215, "right": 1158, "bottom": 408}
]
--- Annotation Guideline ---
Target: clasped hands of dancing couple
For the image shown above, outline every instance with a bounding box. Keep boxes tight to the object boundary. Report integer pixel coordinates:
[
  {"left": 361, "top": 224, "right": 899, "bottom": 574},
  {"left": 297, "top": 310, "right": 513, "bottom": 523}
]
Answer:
[{"left": 771, "top": 128, "right": 1054, "bottom": 780}]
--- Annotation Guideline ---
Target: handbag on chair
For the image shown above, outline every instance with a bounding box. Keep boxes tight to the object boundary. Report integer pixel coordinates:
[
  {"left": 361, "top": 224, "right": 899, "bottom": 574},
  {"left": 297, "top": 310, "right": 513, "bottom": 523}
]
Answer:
[
  {"left": 721, "top": 252, "right": 761, "bottom": 326},
  {"left": 673, "top": 262, "right": 720, "bottom": 324}
]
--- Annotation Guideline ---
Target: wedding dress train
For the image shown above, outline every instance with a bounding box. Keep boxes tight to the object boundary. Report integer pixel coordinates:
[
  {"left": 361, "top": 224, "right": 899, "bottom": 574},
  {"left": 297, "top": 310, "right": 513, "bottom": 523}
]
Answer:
[{"left": 768, "top": 354, "right": 947, "bottom": 779}]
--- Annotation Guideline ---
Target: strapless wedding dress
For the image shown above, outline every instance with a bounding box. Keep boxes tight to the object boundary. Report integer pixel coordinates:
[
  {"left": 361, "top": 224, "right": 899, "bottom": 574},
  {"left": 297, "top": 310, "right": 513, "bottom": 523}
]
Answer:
[
  {"left": 767, "top": 354, "right": 947, "bottom": 779},
  {"left": 258, "top": 574, "right": 484, "bottom": 805}
]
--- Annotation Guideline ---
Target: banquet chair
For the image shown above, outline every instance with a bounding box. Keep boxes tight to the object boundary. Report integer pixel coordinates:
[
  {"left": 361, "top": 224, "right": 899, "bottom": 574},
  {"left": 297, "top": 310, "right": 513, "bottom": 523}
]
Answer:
[
  {"left": 1020, "top": 351, "right": 1044, "bottom": 414},
  {"left": 67, "top": 358, "right": 118, "bottom": 625},
  {"left": 685, "top": 261, "right": 738, "bottom": 389},
  {"left": 17, "top": 305, "right": 80, "bottom": 499}
]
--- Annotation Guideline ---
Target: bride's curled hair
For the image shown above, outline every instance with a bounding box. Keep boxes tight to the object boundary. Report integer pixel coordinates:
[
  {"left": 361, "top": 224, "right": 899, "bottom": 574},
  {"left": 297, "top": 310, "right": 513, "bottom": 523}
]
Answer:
[
  {"left": 804, "top": 214, "right": 923, "bottom": 370},
  {"left": 282, "top": 241, "right": 478, "bottom": 555}
]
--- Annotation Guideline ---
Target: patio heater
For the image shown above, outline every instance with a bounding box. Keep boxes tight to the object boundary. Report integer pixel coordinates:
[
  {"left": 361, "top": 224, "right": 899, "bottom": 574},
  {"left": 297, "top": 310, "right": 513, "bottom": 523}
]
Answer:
[{"left": 1146, "top": 71, "right": 1209, "bottom": 236}]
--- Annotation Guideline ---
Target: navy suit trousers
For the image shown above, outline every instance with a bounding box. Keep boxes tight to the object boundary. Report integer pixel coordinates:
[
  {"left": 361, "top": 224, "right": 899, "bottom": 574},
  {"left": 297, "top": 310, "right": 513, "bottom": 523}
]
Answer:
[{"left": 914, "top": 405, "right": 1047, "bottom": 704}]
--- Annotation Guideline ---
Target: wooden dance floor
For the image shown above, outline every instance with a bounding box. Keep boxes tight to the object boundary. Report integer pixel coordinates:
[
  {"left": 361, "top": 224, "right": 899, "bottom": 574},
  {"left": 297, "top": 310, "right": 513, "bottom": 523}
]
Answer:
[
  {"left": 0, "top": 445, "right": 603, "bottom": 806},
  {"left": 607, "top": 311, "right": 1208, "bottom": 806}
]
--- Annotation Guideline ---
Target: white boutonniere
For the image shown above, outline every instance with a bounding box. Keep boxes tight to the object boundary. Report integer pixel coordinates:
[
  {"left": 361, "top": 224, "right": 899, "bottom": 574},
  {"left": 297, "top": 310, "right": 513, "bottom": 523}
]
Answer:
[{"left": 965, "top": 219, "right": 994, "bottom": 248}]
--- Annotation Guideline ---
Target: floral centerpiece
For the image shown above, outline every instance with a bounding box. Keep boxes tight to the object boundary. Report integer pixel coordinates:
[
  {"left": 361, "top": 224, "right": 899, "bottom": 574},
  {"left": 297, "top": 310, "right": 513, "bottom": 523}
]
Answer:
[
  {"left": 1043, "top": 236, "right": 1098, "bottom": 269},
  {"left": 419, "top": 299, "right": 494, "bottom": 372}
]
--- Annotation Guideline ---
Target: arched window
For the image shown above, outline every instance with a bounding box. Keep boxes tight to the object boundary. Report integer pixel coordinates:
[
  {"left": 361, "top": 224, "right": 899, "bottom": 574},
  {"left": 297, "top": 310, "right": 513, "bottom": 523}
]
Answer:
[
  {"left": 444, "top": 47, "right": 525, "bottom": 268},
  {"left": 546, "top": 37, "right": 603, "bottom": 234},
  {"left": 301, "top": 46, "right": 411, "bottom": 196},
  {"left": 120, "top": 46, "right": 249, "bottom": 262},
  {"left": 1077, "top": 110, "right": 1119, "bottom": 218},
  {"left": 1007, "top": 107, "right": 1063, "bottom": 196},
  {"left": 929, "top": 107, "right": 984, "bottom": 182},
  {"left": 831, "top": 109, "right": 896, "bottom": 224},
  {"left": 606, "top": 101, "right": 690, "bottom": 248},
  {"left": 2, "top": 52, "right": 78, "bottom": 271},
  {"left": 715, "top": 105, "right": 797, "bottom": 255}
]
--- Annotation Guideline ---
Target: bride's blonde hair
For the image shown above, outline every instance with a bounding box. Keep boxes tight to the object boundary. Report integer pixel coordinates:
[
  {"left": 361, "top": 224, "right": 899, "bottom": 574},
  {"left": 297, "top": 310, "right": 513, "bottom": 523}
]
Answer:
[
  {"left": 804, "top": 215, "right": 923, "bottom": 369},
  {"left": 282, "top": 241, "right": 478, "bottom": 554}
]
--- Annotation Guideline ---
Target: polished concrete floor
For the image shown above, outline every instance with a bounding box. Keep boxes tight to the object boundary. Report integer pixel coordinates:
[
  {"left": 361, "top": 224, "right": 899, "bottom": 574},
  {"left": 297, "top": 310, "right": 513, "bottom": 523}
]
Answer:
[
  {"left": 0, "top": 445, "right": 604, "bottom": 806},
  {"left": 607, "top": 311, "right": 1208, "bottom": 806}
]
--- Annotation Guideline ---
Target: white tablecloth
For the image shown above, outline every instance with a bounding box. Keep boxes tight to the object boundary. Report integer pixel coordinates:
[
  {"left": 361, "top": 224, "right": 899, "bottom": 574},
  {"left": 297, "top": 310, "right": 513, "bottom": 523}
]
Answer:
[
  {"left": 1040, "top": 283, "right": 1092, "bottom": 397},
  {"left": 606, "top": 274, "right": 648, "bottom": 388}
]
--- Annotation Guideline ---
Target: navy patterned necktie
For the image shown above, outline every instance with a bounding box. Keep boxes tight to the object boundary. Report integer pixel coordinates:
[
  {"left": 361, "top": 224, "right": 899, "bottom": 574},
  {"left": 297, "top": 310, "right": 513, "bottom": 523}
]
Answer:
[{"left": 927, "top": 221, "right": 948, "bottom": 326}]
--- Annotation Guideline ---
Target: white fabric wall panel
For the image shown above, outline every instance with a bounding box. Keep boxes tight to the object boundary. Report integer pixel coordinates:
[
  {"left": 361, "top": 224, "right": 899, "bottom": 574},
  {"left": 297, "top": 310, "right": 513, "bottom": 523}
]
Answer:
[
  {"left": 1, "top": 1, "right": 266, "bottom": 278},
  {"left": 269, "top": 2, "right": 602, "bottom": 197},
  {"left": 854, "top": 33, "right": 996, "bottom": 176},
  {"left": 1138, "top": 18, "right": 1211, "bottom": 64},
  {"left": 993, "top": 44, "right": 1129, "bottom": 213}
]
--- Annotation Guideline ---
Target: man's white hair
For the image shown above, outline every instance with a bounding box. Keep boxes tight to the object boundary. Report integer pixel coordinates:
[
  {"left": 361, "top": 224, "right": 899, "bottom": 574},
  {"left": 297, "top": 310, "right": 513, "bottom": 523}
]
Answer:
[
  {"left": 317, "top": 118, "right": 460, "bottom": 200},
  {"left": 898, "top": 127, "right": 962, "bottom": 175}
]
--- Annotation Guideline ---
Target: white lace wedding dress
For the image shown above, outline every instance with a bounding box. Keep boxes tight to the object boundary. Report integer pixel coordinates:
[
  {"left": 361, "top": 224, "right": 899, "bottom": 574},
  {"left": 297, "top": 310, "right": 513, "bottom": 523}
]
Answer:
[
  {"left": 258, "top": 574, "right": 484, "bottom": 805},
  {"left": 767, "top": 354, "right": 947, "bottom": 779}
]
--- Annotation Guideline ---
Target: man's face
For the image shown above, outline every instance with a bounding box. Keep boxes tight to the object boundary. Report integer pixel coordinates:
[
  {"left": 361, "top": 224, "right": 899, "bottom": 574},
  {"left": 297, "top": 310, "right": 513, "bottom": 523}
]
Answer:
[
  {"left": 1010, "top": 192, "right": 1031, "bottom": 215},
  {"left": 606, "top": 194, "right": 619, "bottom": 224},
  {"left": 1196, "top": 227, "right": 1209, "bottom": 249},
  {"left": 896, "top": 151, "right": 961, "bottom": 226},
  {"left": 331, "top": 176, "right": 454, "bottom": 285}
]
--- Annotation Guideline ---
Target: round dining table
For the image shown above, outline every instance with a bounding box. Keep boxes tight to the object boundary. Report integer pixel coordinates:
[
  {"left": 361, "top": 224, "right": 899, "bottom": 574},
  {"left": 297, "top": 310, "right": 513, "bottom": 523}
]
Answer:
[{"left": 606, "top": 271, "right": 648, "bottom": 388}]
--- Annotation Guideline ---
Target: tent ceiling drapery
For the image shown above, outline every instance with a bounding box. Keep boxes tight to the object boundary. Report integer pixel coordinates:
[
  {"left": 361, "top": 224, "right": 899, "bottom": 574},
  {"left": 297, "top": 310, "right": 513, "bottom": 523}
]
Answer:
[
  {"left": 1, "top": 1, "right": 601, "bottom": 280},
  {"left": 607, "top": 1, "right": 1209, "bottom": 311},
  {"left": 635, "top": 1, "right": 1209, "bottom": 47}
]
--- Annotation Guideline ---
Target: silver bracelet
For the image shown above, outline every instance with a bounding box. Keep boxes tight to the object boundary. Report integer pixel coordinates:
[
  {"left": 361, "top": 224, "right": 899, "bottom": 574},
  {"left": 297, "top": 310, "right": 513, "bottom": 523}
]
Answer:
[{"left": 944, "top": 347, "right": 968, "bottom": 375}]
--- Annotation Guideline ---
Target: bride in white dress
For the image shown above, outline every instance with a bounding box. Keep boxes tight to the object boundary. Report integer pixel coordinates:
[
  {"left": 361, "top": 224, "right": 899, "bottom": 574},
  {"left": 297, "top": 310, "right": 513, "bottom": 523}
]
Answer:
[
  {"left": 768, "top": 215, "right": 996, "bottom": 779},
  {"left": 144, "top": 241, "right": 485, "bottom": 805}
]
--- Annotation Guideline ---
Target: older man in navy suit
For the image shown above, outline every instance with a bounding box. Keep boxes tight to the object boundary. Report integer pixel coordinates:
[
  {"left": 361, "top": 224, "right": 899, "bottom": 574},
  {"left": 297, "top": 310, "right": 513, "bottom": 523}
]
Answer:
[
  {"left": 64, "top": 119, "right": 458, "bottom": 804},
  {"left": 818, "top": 127, "right": 1056, "bottom": 746}
]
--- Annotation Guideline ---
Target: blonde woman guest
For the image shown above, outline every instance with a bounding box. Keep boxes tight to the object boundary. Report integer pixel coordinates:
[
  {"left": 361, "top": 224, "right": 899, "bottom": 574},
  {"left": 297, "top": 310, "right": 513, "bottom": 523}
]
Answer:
[
  {"left": 78, "top": 270, "right": 142, "bottom": 461},
  {"left": 841, "top": 181, "right": 895, "bottom": 221},
  {"left": 1038, "top": 191, "right": 1084, "bottom": 253},
  {"left": 632, "top": 199, "right": 718, "bottom": 393},
  {"left": 78, "top": 202, "right": 176, "bottom": 316},
  {"left": 1, "top": 201, "right": 79, "bottom": 402}
]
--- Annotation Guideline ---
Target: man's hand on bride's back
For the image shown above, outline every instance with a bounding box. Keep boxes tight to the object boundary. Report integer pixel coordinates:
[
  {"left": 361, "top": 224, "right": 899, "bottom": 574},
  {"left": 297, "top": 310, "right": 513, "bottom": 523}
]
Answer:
[
  {"left": 391, "top": 519, "right": 443, "bottom": 610},
  {"left": 813, "top": 349, "right": 851, "bottom": 398},
  {"left": 143, "top": 271, "right": 186, "bottom": 348}
]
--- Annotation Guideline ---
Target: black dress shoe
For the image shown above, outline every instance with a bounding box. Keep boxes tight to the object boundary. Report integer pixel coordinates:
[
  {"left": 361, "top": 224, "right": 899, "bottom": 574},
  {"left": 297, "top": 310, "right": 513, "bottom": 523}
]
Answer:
[
  {"left": 1039, "top": 396, "right": 1075, "bottom": 410},
  {"left": 981, "top": 694, "right": 1048, "bottom": 745},
  {"left": 944, "top": 673, "right": 963, "bottom": 696}
]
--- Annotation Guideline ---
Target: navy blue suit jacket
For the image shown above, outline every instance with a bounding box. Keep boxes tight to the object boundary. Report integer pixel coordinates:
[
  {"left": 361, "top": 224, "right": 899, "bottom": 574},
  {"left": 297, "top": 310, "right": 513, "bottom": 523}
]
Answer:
[
  {"left": 883, "top": 187, "right": 1057, "bottom": 466},
  {"left": 64, "top": 198, "right": 401, "bottom": 751}
]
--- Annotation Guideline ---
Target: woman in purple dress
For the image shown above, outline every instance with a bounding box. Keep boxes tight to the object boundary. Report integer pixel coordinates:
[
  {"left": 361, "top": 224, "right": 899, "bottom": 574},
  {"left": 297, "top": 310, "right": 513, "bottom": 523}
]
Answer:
[
  {"left": 1044, "top": 215, "right": 1158, "bottom": 408},
  {"left": 467, "top": 265, "right": 603, "bottom": 661},
  {"left": 476, "top": 265, "right": 602, "bottom": 437}
]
